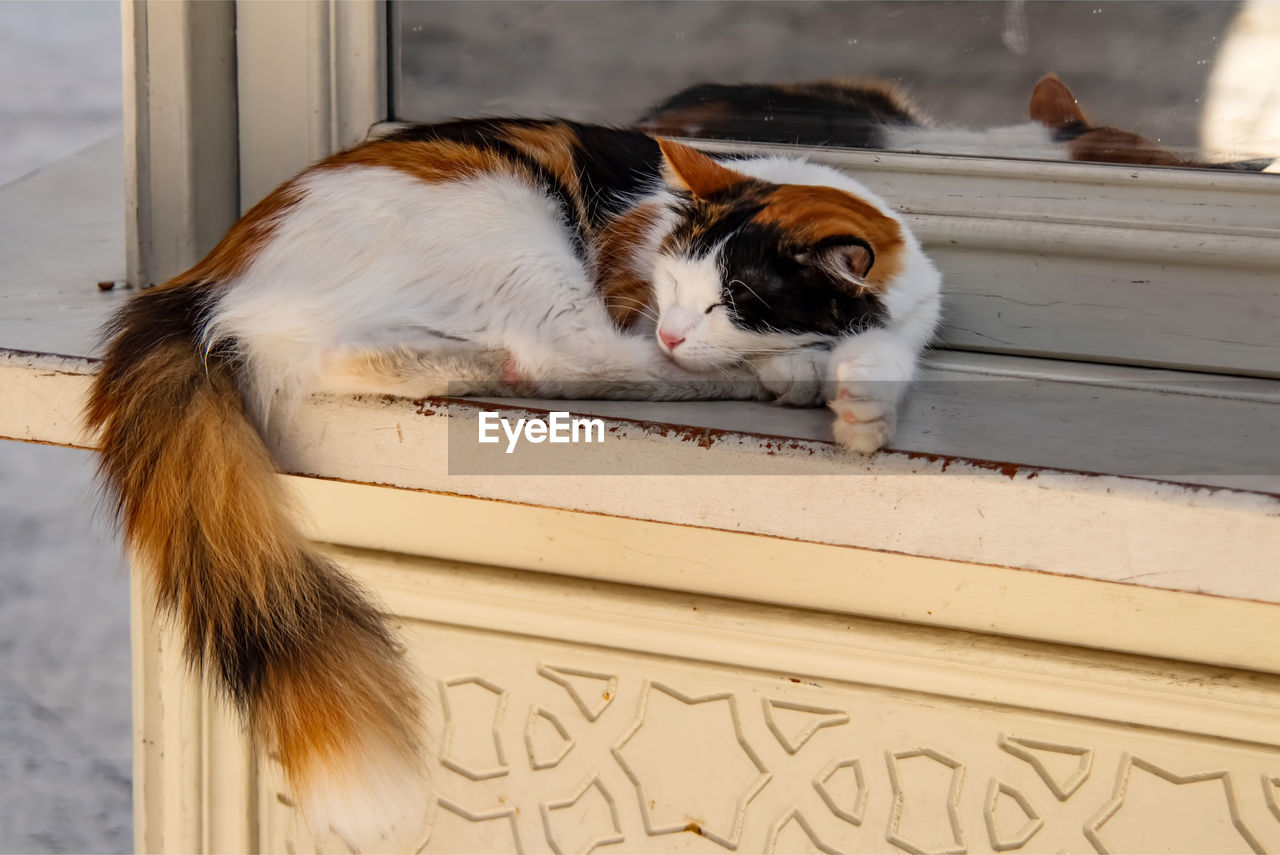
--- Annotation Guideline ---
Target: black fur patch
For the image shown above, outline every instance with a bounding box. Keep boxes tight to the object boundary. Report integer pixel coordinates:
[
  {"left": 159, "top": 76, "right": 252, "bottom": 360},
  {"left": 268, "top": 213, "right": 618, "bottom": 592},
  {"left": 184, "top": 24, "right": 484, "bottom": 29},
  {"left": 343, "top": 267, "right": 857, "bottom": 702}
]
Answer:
[
  {"left": 716, "top": 222, "right": 887, "bottom": 337},
  {"left": 383, "top": 119, "right": 667, "bottom": 257},
  {"left": 1050, "top": 119, "right": 1092, "bottom": 143},
  {"left": 566, "top": 123, "right": 664, "bottom": 226},
  {"left": 99, "top": 281, "right": 214, "bottom": 355},
  {"left": 638, "top": 81, "right": 920, "bottom": 148},
  {"left": 665, "top": 198, "right": 769, "bottom": 257}
]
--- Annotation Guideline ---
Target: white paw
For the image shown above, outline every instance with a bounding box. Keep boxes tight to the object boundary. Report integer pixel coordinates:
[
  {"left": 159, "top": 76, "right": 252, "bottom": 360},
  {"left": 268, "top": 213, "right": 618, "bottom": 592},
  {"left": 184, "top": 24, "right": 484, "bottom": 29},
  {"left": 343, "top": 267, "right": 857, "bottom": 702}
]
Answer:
[
  {"left": 753, "top": 350, "right": 828, "bottom": 407},
  {"left": 830, "top": 391, "right": 894, "bottom": 453},
  {"left": 827, "top": 345, "right": 906, "bottom": 454}
]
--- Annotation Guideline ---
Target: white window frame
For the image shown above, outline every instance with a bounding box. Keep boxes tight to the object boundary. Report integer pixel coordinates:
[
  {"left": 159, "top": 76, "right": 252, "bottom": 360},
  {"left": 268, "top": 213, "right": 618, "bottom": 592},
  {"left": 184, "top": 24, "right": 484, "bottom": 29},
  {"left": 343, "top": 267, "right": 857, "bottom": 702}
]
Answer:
[
  {"left": 126, "top": 0, "right": 1279, "bottom": 378},
  {"left": 126, "top": 0, "right": 386, "bottom": 286}
]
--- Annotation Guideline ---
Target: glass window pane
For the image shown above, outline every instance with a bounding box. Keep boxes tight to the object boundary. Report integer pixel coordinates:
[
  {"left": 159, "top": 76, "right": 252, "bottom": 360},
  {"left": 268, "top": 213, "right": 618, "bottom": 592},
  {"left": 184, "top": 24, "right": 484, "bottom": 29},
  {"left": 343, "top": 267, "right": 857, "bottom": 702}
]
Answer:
[{"left": 394, "top": 0, "right": 1280, "bottom": 172}]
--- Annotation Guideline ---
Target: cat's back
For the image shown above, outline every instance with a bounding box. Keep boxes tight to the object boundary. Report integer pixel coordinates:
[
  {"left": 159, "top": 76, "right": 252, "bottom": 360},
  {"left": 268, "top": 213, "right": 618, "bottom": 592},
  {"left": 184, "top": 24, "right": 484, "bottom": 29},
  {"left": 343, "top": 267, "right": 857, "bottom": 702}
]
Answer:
[
  {"left": 216, "top": 120, "right": 665, "bottom": 305},
  {"left": 206, "top": 119, "right": 669, "bottom": 378},
  {"left": 317, "top": 119, "right": 664, "bottom": 231},
  {"left": 637, "top": 80, "right": 925, "bottom": 147}
]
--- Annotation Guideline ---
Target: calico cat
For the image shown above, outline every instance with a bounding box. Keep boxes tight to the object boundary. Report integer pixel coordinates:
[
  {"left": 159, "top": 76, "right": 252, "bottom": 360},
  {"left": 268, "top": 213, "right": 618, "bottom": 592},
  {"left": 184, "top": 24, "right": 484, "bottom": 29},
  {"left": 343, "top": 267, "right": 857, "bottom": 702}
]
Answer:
[
  {"left": 87, "top": 119, "right": 940, "bottom": 838},
  {"left": 638, "top": 73, "right": 1198, "bottom": 167}
]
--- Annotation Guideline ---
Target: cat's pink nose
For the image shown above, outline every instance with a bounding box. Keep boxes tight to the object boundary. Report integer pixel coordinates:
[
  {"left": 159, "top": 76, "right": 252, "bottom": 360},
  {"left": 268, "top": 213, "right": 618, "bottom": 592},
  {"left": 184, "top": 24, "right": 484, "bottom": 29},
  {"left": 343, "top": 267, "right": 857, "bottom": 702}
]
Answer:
[{"left": 658, "top": 329, "right": 686, "bottom": 350}]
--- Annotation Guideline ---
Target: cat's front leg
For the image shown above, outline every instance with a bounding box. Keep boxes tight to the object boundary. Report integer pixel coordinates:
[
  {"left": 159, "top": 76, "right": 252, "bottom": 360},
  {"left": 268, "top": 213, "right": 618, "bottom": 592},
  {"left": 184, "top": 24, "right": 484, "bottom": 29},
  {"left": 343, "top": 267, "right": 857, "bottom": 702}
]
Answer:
[
  {"left": 750, "top": 349, "right": 830, "bottom": 406},
  {"left": 828, "top": 328, "right": 919, "bottom": 453}
]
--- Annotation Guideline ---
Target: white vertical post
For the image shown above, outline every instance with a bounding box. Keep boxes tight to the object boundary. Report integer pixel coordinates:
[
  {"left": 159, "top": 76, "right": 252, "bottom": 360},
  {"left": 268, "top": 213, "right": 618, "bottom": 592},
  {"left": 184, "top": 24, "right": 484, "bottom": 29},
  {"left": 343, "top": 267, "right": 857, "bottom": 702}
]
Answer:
[
  {"left": 236, "top": 0, "right": 388, "bottom": 212},
  {"left": 122, "top": 0, "right": 239, "bottom": 288}
]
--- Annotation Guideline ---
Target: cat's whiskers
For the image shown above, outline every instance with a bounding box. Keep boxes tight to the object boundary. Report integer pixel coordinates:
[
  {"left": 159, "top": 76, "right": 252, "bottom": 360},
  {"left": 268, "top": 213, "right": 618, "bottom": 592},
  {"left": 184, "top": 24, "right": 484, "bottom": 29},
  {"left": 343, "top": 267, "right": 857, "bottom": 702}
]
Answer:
[
  {"left": 729, "top": 278, "right": 770, "bottom": 309},
  {"left": 722, "top": 290, "right": 741, "bottom": 318},
  {"left": 602, "top": 294, "right": 660, "bottom": 319},
  {"left": 602, "top": 299, "right": 659, "bottom": 325}
]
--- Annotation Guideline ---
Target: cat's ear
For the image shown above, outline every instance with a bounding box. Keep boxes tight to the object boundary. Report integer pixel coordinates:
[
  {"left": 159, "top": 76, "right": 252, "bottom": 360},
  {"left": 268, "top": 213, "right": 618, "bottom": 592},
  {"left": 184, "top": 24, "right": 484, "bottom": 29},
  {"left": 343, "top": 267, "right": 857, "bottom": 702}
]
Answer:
[
  {"left": 658, "top": 138, "right": 750, "bottom": 199},
  {"left": 797, "top": 238, "right": 874, "bottom": 288},
  {"left": 1029, "top": 72, "right": 1089, "bottom": 130}
]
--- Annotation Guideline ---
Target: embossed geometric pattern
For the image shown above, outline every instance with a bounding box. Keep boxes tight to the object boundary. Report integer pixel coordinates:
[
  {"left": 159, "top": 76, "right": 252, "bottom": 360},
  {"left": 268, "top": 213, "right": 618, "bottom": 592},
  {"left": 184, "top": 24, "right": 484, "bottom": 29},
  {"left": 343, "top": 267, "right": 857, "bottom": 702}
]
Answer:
[
  {"left": 439, "top": 676, "right": 509, "bottom": 780},
  {"left": 539, "top": 774, "right": 624, "bottom": 855},
  {"left": 612, "top": 681, "right": 771, "bottom": 849},
  {"left": 538, "top": 664, "right": 617, "bottom": 722},
  {"left": 422, "top": 798, "right": 523, "bottom": 855},
  {"left": 766, "top": 808, "right": 841, "bottom": 854},
  {"left": 1085, "top": 755, "right": 1264, "bottom": 855},
  {"left": 984, "top": 779, "right": 1043, "bottom": 852},
  {"left": 1265, "top": 775, "right": 1280, "bottom": 823},
  {"left": 998, "top": 733, "right": 1093, "bottom": 801},
  {"left": 525, "top": 706, "right": 573, "bottom": 771},
  {"left": 885, "top": 748, "right": 967, "bottom": 855},
  {"left": 814, "top": 757, "right": 869, "bottom": 827},
  {"left": 764, "top": 699, "right": 850, "bottom": 755},
  {"left": 259, "top": 620, "right": 1280, "bottom": 855}
]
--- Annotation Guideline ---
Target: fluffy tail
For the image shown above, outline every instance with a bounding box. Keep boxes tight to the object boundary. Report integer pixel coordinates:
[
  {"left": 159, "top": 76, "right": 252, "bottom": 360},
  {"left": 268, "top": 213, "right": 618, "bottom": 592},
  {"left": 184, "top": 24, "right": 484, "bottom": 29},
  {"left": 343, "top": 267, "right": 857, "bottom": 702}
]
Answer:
[{"left": 86, "top": 280, "right": 425, "bottom": 840}]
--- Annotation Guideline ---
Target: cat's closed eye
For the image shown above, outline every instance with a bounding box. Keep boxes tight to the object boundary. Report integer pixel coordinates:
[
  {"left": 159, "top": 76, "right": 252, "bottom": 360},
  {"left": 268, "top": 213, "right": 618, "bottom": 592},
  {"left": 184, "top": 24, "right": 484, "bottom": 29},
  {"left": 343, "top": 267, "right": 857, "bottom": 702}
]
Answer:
[{"left": 705, "top": 302, "right": 722, "bottom": 314}]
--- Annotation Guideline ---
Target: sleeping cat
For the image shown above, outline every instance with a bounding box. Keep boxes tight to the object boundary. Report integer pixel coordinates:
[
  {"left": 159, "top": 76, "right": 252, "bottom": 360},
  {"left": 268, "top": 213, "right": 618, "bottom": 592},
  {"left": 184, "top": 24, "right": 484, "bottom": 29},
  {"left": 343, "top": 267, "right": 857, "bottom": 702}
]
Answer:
[
  {"left": 88, "top": 119, "right": 940, "bottom": 840},
  {"left": 638, "top": 72, "right": 1199, "bottom": 167}
]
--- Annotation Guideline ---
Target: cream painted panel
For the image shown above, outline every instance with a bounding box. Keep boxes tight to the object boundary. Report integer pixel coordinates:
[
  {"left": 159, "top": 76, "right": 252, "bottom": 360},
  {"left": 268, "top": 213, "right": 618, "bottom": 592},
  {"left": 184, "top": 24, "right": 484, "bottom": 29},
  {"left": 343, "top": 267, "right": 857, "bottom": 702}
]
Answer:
[
  {"left": 286, "top": 477, "right": 1280, "bottom": 677},
  {"left": 270, "top": 627, "right": 1280, "bottom": 855},
  {"left": 132, "top": 547, "right": 1280, "bottom": 855},
  {"left": 929, "top": 246, "right": 1279, "bottom": 376}
]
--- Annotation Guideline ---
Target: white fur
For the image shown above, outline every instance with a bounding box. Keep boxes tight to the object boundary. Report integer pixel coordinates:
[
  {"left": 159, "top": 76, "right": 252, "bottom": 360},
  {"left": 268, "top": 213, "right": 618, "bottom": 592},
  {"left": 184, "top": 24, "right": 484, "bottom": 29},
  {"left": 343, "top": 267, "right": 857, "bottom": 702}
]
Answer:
[
  {"left": 208, "top": 152, "right": 940, "bottom": 451},
  {"left": 294, "top": 733, "right": 429, "bottom": 847},
  {"left": 207, "top": 167, "right": 735, "bottom": 421}
]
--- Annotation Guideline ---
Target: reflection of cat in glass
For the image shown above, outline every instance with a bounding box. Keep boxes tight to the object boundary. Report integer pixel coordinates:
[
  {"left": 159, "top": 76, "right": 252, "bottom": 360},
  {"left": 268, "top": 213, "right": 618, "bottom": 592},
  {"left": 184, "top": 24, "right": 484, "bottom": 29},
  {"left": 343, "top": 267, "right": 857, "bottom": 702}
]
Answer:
[{"left": 639, "top": 73, "right": 1245, "bottom": 169}]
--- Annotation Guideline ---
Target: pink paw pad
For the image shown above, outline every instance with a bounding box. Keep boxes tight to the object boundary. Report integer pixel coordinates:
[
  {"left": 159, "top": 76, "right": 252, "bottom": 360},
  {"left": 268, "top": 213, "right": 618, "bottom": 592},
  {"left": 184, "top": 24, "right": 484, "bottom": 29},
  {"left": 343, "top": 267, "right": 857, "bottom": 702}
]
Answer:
[{"left": 502, "top": 358, "right": 523, "bottom": 385}]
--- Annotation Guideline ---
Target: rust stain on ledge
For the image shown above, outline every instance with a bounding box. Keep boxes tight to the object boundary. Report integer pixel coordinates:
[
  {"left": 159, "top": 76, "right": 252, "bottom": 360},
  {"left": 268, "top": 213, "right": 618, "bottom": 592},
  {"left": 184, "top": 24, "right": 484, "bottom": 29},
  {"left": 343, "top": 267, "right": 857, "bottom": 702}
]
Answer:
[
  {"left": 410, "top": 397, "right": 445, "bottom": 417},
  {"left": 904, "top": 449, "right": 1042, "bottom": 481}
]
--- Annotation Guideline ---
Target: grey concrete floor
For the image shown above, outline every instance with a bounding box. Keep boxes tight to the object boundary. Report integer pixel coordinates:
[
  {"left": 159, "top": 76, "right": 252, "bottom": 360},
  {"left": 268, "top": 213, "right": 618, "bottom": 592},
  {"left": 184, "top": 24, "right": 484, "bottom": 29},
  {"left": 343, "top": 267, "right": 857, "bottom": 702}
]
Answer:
[
  {"left": 0, "top": 2, "right": 131, "bottom": 853},
  {"left": 0, "top": 443, "right": 131, "bottom": 854}
]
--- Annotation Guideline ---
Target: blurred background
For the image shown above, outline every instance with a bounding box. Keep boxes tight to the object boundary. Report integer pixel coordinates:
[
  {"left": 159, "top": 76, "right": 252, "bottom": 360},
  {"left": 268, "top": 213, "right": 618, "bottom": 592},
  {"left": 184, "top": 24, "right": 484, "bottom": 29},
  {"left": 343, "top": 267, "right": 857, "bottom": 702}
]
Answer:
[{"left": 0, "top": 2, "right": 131, "bottom": 852}]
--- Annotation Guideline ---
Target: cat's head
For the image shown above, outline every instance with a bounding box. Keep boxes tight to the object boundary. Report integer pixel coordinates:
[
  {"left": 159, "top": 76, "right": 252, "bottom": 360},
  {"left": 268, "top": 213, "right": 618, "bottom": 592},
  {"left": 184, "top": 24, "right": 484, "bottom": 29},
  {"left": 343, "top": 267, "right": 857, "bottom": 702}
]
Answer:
[
  {"left": 650, "top": 139, "right": 909, "bottom": 369},
  {"left": 1029, "top": 73, "right": 1189, "bottom": 167}
]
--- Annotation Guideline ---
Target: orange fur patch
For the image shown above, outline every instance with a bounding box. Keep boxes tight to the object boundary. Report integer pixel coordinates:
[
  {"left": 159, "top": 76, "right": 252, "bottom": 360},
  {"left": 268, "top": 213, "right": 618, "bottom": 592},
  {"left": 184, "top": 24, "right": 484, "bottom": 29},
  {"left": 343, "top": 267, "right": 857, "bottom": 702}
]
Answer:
[
  {"left": 325, "top": 138, "right": 515, "bottom": 185},
  {"left": 595, "top": 201, "right": 665, "bottom": 327},
  {"left": 658, "top": 138, "right": 752, "bottom": 198},
  {"left": 1028, "top": 72, "right": 1088, "bottom": 130},
  {"left": 637, "top": 101, "right": 732, "bottom": 137},
  {"left": 503, "top": 123, "right": 586, "bottom": 211},
  {"left": 755, "top": 185, "right": 905, "bottom": 289},
  {"left": 1069, "top": 128, "right": 1187, "bottom": 167}
]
